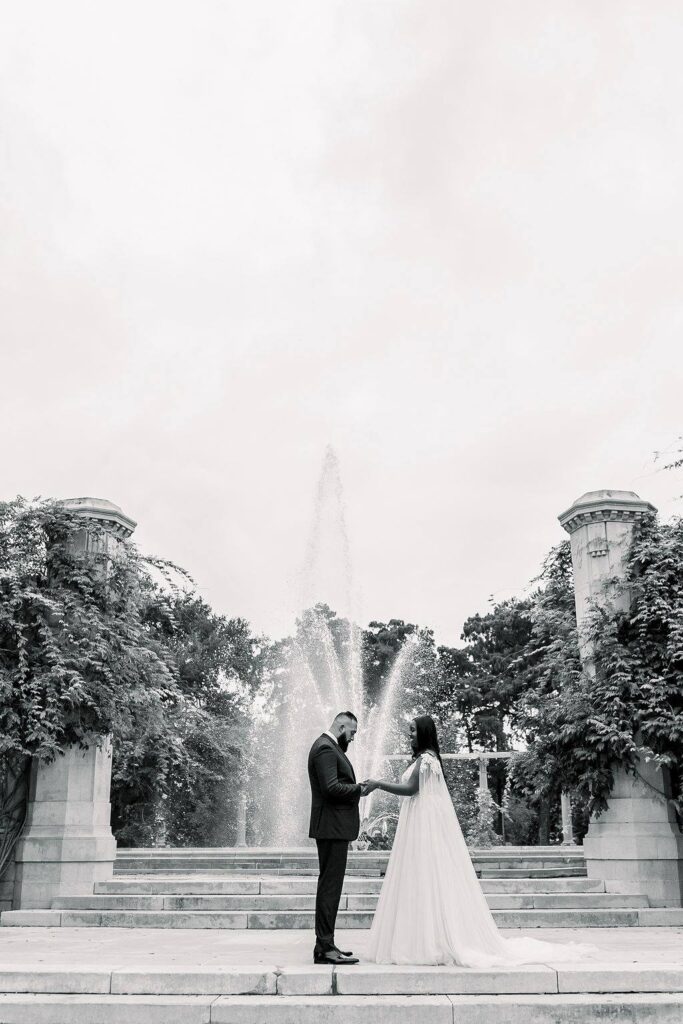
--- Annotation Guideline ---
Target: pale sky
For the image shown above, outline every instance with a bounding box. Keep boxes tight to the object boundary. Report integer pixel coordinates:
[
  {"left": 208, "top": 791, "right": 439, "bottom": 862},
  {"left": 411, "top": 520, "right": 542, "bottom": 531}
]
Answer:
[{"left": 2, "top": 2, "right": 682, "bottom": 646}]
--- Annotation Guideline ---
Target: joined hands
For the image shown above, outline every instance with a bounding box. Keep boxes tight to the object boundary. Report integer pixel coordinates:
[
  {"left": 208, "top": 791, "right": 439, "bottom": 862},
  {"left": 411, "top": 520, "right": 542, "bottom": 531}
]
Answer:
[{"left": 360, "top": 779, "right": 380, "bottom": 796}]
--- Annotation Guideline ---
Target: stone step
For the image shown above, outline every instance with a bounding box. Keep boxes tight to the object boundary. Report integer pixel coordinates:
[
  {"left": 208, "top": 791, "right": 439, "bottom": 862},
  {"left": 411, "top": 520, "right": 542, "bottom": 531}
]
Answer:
[
  {"left": 98, "top": 878, "right": 265, "bottom": 895},
  {"left": 116, "top": 845, "right": 585, "bottom": 860},
  {"left": 113, "top": 865, "right": 588, "bottom": 880},
  {"left": 52, "top": 892, "right": 649, "bottom": 913},
  {"left": 333, "top": 963, "right": 683, "bottom": 996},
  {"left": 95, "top": 875, "right": 606, "bottom": 896},
  {"left": 114, "top": 858, "right": 585, "bottom": 870},
  {"left": 479, "top": 867, "right": 587, "bottom": 878},
  {"left": 1, "top": 962, "right": 683, "bottom": 996},
  {"left": 114, "top": 855, "right": 584, "bottom": 867},
  {"left": 7, "top": 907, "right": 683, "bottom": 929},
  {"left": 0, "top": 992, "right": 681, "bottom": 1024},
  {"left": 206, "top": 993, "right": 683, "bottom": 1023},
  {"left": 114, "top": 866, "right": 387, "bottom": 877},
  {"left": 0, "top": 994, "right": 213, "bottom": 1023},
  {"left": 114, "top": 855, "right": 586, "bottom": 865},
  {"left": 481, "top": 878, "right": 601, "bottom": 893},
  {"left": 114, "top": 848, "right": 586, "bottom": 880}
]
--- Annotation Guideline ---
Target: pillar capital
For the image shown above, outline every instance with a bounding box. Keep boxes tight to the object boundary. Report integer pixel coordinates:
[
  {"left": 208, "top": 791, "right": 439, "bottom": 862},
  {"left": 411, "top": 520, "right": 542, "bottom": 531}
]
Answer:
[
  {"left": 558, "top": 489, "right": 656, "bottom": 536},
  {"left": 59, "top": 498, "right": 136, "bottom": 539}
]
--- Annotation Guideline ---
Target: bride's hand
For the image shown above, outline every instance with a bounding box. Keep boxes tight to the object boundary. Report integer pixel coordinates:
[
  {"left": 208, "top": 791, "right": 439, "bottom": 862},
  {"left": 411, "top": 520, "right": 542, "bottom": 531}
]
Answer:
[{"left": 362, "top": 779, "right": 380, "bottom": 793}]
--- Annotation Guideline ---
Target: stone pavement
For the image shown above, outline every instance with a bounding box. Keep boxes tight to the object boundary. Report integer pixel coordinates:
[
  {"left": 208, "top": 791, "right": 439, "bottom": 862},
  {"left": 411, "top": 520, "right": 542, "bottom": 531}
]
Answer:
[
  {"left": 0, "top": 926, "right": 681, "bottom": 1021},
  {"left": 0, "top": 925, "right": 682, "bottom": 968}
]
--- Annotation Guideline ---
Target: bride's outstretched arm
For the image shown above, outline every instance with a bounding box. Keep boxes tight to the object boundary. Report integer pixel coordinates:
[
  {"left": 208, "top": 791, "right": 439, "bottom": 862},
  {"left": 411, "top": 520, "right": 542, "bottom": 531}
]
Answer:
[{"left": 363, "top": 757, "right": 421, "bottom": 797}]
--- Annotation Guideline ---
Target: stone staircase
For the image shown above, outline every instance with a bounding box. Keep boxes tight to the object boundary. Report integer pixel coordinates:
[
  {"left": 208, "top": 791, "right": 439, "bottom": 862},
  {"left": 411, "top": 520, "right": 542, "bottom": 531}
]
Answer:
[
  {"left": 2, "top": 848, "right": 683, "bottom": 1022},
  {"left": 0, "top": 963, "right": 681, "bottom": 1023},
  {"left": 3, "top": 847, "right": 683, "bottom": 930}
]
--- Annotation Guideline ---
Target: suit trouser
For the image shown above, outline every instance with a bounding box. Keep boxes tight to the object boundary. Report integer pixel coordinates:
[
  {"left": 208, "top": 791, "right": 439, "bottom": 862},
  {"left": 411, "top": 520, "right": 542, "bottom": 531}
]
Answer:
[{"left": 314, "top": 838, "right": 349, "bottom": 952}]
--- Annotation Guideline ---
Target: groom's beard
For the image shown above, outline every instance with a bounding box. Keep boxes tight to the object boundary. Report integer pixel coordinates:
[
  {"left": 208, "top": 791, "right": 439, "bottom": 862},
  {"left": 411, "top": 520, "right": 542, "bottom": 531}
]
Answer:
[{"left": 337, "top": 734, "right": 349, "bottom": 752}]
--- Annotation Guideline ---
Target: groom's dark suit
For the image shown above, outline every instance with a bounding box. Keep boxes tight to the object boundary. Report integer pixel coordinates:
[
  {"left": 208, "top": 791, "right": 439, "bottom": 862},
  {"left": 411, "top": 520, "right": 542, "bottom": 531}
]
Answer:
[{"left": 308, "top": 733, "right": 361, "bottom": 955}]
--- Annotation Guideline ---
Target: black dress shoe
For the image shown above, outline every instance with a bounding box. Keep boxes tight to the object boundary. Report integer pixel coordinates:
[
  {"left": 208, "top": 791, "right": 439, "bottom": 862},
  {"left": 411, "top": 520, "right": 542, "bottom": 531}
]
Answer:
[
  {"left": 332, "top": 945, "right": 354, "bottom": 958},
  {"left": 313, "top": 949, "right": 359, "bottom": 965}
]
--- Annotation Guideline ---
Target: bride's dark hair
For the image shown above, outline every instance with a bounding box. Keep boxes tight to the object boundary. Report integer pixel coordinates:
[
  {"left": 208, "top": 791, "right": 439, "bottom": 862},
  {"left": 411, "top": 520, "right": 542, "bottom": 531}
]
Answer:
[{"left": 412, "top": 714, "right": 444, "bottom": 769}]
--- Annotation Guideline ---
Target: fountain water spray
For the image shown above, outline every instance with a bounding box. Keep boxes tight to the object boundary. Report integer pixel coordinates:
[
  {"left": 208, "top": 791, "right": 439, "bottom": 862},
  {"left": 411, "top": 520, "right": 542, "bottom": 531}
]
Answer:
[
  {"left": 250, "top": 447, "right": 415, "bottom": 845},
  {"left": 360, "top": 637, "right": 417, "bottom": 820}
]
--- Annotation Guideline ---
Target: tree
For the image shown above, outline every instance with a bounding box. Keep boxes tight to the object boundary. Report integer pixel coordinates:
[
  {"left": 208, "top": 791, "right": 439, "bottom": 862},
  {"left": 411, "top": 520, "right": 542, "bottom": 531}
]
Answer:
[
  {"left": 0, "top": 497, "right": 186, "bottom": 764},
  {"left": 0, "top": 497, "right": 192, "bottom": 856},
  {"left": 429, "top": 645, "right": 479, "bottom": 752},
  {"left": 0, "top": 497, "right": 266, "bottom": 852},
  {"left": 495, "top": 542, "right": 583, "bottom": 840},
  {"left": 514, "top": 521, "right": 683, "bottom": 824},
  {"left": 416, "top": 546, "right": 581, "bottom": 842},
  {"left": 453, "top": 599, "right": 534, "bottom": 751},
  {"left": 112, "top": 593, "right": 264, "bottom": 846},
  {"left": 362, "top": 619, "right": 417, "bottom": 706}
]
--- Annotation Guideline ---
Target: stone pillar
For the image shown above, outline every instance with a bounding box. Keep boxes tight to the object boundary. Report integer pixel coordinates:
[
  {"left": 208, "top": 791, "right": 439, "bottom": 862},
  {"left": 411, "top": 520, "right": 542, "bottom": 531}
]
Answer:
[
  {"left": 478, "top": 757, "right": 489, "bottom": 793},
  {"left": 560, "top": 791, "right": 574, "bottom": 845},
  {"left": 559, "top": 489, "right": 683, "bottom": 907},
  {"left": 236, "top": 794, "right": 248, "bottom": 848},
  {"left": 13, "top": 498, "right": 136, "bottom": 910}
]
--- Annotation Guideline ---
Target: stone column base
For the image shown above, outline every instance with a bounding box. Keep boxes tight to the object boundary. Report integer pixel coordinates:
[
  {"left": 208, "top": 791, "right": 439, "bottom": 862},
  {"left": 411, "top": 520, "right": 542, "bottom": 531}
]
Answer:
[
  {"left": 583, "top": 762, "right": 683, "bottom": 908},
  {"left": 13, "top": 836, "right": 117, "bottom": 910},
  {"left": 13, "top": 743, "right": 117, "bottom": 910},
  {"left": 0, "top": 861, "right": 16, "bottom": 913}
]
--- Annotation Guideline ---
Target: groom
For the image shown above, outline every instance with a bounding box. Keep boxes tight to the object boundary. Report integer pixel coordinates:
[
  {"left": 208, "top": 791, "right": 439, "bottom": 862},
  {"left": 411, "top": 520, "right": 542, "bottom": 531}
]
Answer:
[{"left": 308, "top": 711, "right": 368, "bottom": 965}]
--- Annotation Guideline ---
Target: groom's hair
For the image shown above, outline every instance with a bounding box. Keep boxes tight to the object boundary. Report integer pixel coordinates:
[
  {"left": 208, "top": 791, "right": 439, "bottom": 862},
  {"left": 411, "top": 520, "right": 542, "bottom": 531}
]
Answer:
[{"left": 334, "top": 711, "right": 357, "bottom": 724}]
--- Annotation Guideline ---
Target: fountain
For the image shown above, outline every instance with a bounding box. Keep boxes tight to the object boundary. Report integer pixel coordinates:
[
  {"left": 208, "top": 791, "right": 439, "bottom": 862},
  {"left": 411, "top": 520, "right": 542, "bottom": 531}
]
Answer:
[{"left": 249, "top": 447, "right": 421, "bottom": 845}]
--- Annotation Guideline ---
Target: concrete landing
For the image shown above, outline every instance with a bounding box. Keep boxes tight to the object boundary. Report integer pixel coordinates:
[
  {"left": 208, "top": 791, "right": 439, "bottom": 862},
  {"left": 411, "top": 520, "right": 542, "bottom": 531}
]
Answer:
[{"left": 0, "top": 923, "right": 681, "bottom": 968}]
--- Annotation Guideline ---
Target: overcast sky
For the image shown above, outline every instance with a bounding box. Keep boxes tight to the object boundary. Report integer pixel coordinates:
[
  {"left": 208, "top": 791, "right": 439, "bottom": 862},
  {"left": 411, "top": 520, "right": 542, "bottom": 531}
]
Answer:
[{"left": 2, "top": 2, "right": 682, "bottom": 646}]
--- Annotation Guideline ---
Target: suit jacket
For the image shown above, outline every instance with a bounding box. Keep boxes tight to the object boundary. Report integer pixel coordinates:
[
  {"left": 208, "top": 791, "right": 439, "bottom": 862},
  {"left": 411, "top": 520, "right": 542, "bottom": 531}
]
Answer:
[{"left": 308, "top": 734, "right": 361, "bottom": 841}]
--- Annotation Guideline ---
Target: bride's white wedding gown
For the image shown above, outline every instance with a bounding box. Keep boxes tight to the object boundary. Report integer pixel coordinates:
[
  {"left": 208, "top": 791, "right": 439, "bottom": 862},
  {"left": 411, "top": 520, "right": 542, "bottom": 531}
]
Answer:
[{"left": 367, "top": 752, "right": 596, "bottom": 967}]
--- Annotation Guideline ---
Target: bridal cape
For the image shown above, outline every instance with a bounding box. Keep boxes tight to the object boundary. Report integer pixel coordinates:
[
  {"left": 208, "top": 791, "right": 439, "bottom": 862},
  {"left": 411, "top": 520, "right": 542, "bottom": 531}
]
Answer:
[{"left": 367, "top": 752, "right": 596, "bottom": 967}]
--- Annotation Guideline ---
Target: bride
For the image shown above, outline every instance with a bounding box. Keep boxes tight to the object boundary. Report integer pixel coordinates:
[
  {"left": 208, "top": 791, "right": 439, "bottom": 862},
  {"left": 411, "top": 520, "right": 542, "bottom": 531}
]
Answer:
[{"left": 362, "top": 715, "right": 595, "bottom": 967}]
